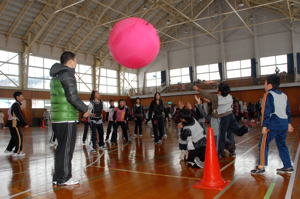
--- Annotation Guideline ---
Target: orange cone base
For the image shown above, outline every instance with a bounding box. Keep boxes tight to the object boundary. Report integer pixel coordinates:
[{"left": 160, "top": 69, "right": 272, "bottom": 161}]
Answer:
[{"left": 193, "top": 178, "right": 231, "bottom": 190}]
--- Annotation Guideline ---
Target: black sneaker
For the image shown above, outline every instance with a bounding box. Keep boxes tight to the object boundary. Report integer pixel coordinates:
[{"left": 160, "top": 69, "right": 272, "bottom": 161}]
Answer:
[
  {"left": 251, "top": 166, "right": 265, "bottom": 175},
  {"left": 230, "top": 152, "right": 236, "bottom": 157},
  {"left": 276, "top": 167, "right": 293, "bottom": 173}
]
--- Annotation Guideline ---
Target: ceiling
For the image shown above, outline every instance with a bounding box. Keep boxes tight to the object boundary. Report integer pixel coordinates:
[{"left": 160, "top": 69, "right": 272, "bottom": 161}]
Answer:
[{"left": 0, "top": 0, "right": 299, "bottom": 63}]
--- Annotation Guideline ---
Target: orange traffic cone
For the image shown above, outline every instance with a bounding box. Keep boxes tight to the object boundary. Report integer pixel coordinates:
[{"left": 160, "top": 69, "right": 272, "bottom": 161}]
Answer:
[
  {"left": 193, "top": 127, "right": 231, "bottom": 190},
  {"left": 41, "top": 119, "right": 46, "bottom": 128}
]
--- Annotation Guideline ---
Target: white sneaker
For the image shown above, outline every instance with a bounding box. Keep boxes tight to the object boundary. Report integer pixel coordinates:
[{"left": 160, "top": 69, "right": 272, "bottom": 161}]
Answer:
[
  {"left": 163, "top": 134, "right": 167, "bottom": 138},
  {"left": 82, "top": 141, "right": 86, "bottom": 145},
  {"left": 50, "top": 140, "right": 56, "bottom": 146},
  {"left": 58, "top": 178, "right": 79, "bottom": 186},
  {"left": 151, "top": 134, "right": 154, "bottom": 137},
  {"left": 139, "top": 135, "right": 142, "bottom": 138},
  {"left": 98, "top": 145, "right": 107, "bottom": 150},
  {"left": 4, "top": 150, "right": 13, "bottom": 155},
  {"left": 134, "top": 134, "right": 137, "bottom": 137},
  {"left": 257, "top": 121, "right": 260, "bottom": 124},
  {"left": 13, "top": 152, "right": 25, "bottom": 157},
  {"left": 194, "top": 157, "right": 204, "bottom": 168}
]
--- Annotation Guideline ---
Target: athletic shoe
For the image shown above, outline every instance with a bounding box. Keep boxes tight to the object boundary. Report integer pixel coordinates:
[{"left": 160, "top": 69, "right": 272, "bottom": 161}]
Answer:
[
  {"left": 276, "top": 167, "right": 293, "bottom": 174},
  {"left": 230, "top": 152, "right": 236, "bottom": 157},
  {"left": 13, "top": 152, "right": 25, "bottom": 157},
  {"left": 82, "top": 141, "right": 86, "bottom": 145},
  {"left": 4, "top": 150, "right": 13, "bottom": 155},
  {"left": 53, "top": 181, "right": 57, "bottom": 185},
  {"left": 155, "top": 140, "right": 162, "bottom": 145},
  {"left": 50, "top": 140, "right": 56, "bottom": 146},
  {"left": 242, "top": 119, "right": 248, "bottom": 123},
  {"left": 257, "top": 121, "right": 260, "bottom": 124},
  {"left": 139, "top": 135, "right": 142, "bottom": 138},
  {"left": 151, "top": 134, "right": 154, "bottom": 137},
  {"left": 251, "top": 119, "right": 255, "bottom": 123},
  {"left": 163, "top": 134, "right": 167, "bottom": 138},
  {"left": 194, "top": 157, "right": 204, "bottom": 168},
  {"left": 134, "top": 134, "right": 137, "bottom": 137},
  {"left": 248, "top": 122, "right": 255, "bottom": 128},
  {"left": 58, "top": 178, "right": 79, "bottom": 186},
  {"left": 90, "top": 148, "right": 96, "bottom": 153},
  {"left": 98, "top": 145, "right": 107, "bottom": 150},
  {"left": 105, "top": 138, "right": 109, "bottom": 142},
  {"left": 251, "top": 166, "right": 265, "bottom": 175}
]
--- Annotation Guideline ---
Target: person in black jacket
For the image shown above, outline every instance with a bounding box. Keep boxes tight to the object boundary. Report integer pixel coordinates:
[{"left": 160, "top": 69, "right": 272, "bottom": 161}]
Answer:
[
  {"left": 50, "top": 52, "right": 90, "bottom": 186},
  {"left": 4, "top": 92, "right": 29, "bottom": 157},
  {"left": 133, "top": 97, "right": 144, "bottom": 137},
  {"left": 149, "top": 92, "right": 165, "bottom": 144}
]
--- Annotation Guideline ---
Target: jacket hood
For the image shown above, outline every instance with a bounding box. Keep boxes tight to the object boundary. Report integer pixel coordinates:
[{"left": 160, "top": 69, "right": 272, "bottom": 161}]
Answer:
[{"left": 50, "top": 63, "right": 75, "bottom": 77}]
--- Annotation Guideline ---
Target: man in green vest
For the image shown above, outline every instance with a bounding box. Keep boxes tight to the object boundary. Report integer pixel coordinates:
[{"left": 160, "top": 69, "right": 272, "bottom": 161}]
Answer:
[{"left": 50, "top": 51, "right": 90, "bottom": 186}]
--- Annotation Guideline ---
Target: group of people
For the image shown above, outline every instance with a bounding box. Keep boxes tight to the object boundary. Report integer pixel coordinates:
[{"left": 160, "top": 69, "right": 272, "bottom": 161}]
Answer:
[{"left": 2, "top": 51, "right": 294, "bottom": 187}]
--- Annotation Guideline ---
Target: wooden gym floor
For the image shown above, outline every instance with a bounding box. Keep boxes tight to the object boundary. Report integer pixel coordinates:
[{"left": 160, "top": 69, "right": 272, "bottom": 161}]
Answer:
[{"left": 0, "top": 117, "right": 299, "bottom": 199}]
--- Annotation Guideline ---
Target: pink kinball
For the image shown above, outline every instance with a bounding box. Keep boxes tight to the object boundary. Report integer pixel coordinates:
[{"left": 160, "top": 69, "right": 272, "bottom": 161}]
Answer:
[{"left": 108, "top": 17, "right": 160, "bottom": 69}]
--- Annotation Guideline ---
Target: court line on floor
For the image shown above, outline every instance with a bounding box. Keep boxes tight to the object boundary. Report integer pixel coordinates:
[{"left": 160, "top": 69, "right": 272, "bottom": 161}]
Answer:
[{"left": 285, "top": 142, "right": 300, "bottom": 199}]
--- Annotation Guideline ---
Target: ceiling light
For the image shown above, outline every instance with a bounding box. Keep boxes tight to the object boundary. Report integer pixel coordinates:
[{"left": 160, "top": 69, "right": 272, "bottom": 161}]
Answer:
[
  {"left": 214, "top": 11, "right": 218, "bottom": 15},
  {"left": 184, "top": 30, "right": 188, "bottom": 33},
  {"left": 250, "top": 15, "right": 253, "bottom": 20},
  {"left": 239, "top": 1, "right": 244, "bottom": 7},
  {"left": 143, "top": 5, "right": 147, "bottom": 10},
  {"left": 166, "top": 20, "right": 171, "bottom": 25},
  {"left": 290, "top": 2, "right": 294, "bottom": 7}
]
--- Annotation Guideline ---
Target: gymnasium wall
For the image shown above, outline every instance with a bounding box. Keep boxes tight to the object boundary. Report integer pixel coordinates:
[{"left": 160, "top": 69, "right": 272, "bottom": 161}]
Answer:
[
  {"left": 134, "top": 86, "right": 300, "bottom": 116},
  {"left": 0, "top": 89, "right": 131, "bottom": 126}
]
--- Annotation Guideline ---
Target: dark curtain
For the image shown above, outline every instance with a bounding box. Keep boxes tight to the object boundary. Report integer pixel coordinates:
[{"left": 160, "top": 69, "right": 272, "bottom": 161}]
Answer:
[
  {"left": 297, "top": 53, "right": 300, "bottom": 74},
  {"left": 161, "top": 70, "right": 166, "bottom": 84},
  {"left": 251, "top": 58, "right": 256, "bottom": 78},
  {"left": 287, "top": 53, "right": 294, "bottom": 74},
  {"left": 218, "top": 63, "right": 223, "bottom": 81},
  {"left": 189, "top": 66, "right": 193, "bottom": 83}
]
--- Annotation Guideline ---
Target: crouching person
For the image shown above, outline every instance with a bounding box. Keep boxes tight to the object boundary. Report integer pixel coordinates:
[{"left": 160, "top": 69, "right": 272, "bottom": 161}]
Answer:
[{"left": 178, "top": 109, "right": 206, "bottom": 168}]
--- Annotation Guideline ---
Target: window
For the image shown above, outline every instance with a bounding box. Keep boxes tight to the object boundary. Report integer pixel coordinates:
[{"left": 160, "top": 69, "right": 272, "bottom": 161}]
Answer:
[
  {"left": 75, "top": 64, "right": 92, "bottom": 92},
  {"left": 32, "top": 99, "right": 51, "bottom": 108},
  {"left": 170, "top": 67, "right": 190, "bottom": 84},
  {"left": 121, "top": 72, "right": 137, "bottom": 91},
  {"left": 146, "top": 71, "right": 161, "bottom": 87},
  {"left": 196, "top": 63, "right": 220, "bottom": 81},
  {"left": 0, "top": 98, "right": 15, "bottom": 108},
  {"left": 0, "top": 50, "right": 19, "bottom": 87},
  {"left": 226, "top": 59, "right": 251, "bottom": 79},
  {"left": 260, "top": 55, "right": 287, "bottom": 75},
  {"left": 96, "top": 68, "right": 118, "bottom": 94},
  {"left": 28, "top": 56, "right": 58, "bottom": 89}
]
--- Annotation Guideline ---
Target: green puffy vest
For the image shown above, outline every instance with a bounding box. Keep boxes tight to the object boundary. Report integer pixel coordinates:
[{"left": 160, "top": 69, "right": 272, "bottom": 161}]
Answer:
[{"left": 50, "top": 78, "right": 78, "bottom": 122}]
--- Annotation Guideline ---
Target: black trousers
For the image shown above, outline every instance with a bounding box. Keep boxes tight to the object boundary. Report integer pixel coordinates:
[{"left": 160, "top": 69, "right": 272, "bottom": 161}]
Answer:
[
  {"left": 134, "top": 117, "right": 142, "bottom": 135},
  {"left": 106, "top": 121, "right": 114, "bottom": 140},
  {"left": 6, "top": 120, "right": 23, "bottom": 153},
  {"left": 91, "top": 122, "right": 104, "bottom": 148},
  {"left": 82, "top": 122, "right": 90, "bottom": 142},
  {"left": 152, "top": 116, "right": 164, "bottom": 142},
  {"left": 52, "top": 122, "right": 77, "bottom": 184},
  {"left": 111, "top": 122, "right": 128, "bottom": 143}
]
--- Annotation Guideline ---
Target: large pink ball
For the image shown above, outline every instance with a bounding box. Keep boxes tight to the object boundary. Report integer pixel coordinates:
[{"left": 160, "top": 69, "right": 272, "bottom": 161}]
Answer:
[{"left": 108, "top": 17, "right": 160, "bottom": 69}]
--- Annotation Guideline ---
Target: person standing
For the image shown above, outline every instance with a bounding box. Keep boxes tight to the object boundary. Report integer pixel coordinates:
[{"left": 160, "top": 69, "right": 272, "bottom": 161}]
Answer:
[
  {"left": 251, "top": 74, "right": 294, "bottom": 174},
  {"left": 4, "top": 92, "right": 29, "bottom": 156},
  {"left": 0, "top": 110, "right": 4, "bottom": 129},
  {"left": 88, "top": 90, "right": 114, "bottom": 152},
  {"left": 43, "top": 109, "right": 50, "bottom": 126},
  {"left": 50, "top": 51, "right": 90, "bottom": 186},
  {"left": 256, "top": 97, "right": 263, "bottom": 124},
  {"left": 105, "top": 100, "right": 115, "bottom": 142},
  {"left": 149, "top": 92, "right": 165, "bottom": 144},
  {"left": 133, "top": 97, "right": 144, "bottom": 137}
]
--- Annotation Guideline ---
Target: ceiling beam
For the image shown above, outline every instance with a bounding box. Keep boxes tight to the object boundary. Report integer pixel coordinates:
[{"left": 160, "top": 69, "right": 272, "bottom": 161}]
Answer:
[
  {"left": 5, "top": 1, "right": 34, "bottom": 43},
  {"left": 225, "top": 0, "right": 255, "bottom": 36},
  {"left": 0, "top": 0, "right": 9, "bottom": 17}
]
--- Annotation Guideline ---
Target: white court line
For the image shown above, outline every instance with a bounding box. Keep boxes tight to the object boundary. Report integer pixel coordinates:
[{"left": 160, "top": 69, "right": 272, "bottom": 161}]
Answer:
[
  {"left": 8, "top": 189, "right": 32, "bottom": 198},
  {"left": 285, "top": 142, "right": 300, "bottom": 199}
]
